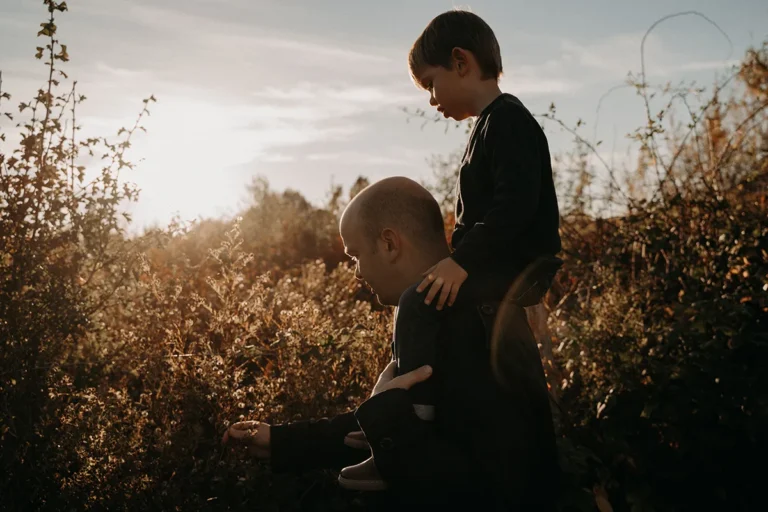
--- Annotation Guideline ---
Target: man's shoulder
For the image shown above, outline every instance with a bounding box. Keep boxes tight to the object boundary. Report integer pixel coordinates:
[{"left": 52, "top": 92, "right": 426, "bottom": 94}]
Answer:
[
  {"left": 396, "top": 283, "right": 484, "bottom": 333},
  {"left": 397, "top": 283, "right": 452, "bottom": 322},
  {"left": 397, "top": 283, "right": 477, "bottom": 314}
]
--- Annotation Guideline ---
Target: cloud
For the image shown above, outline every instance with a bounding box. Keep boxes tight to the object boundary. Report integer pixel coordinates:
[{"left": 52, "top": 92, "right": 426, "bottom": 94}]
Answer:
[
  {"left": 245, "top": 37, "right": 393, "bottom": 65},
  {"left": 119, "top": 2, "right": 398, "bottom": 70},
  {"left": 84, "top": 93, "right": 366, "bottom": 229},
  {"left": 502, "top": 70, "right": 581, "bottom": 96},
  {"left": 559, "top": 32, "right": 737, "bottom": 80},
  {"left": 94, "top": 62, "right": 150, "bottom": 79},
  {"left": 673, "top": 59, "right": 740, "bottom": 73},
  {"left": 251, "top": 83, "right": 420, "bottom": 121},
  {"left": 0, "top": 17, "right": 28, "bottom": 30},
  {"left": 305, "top": 151, "right": 420, "bottom": 168},
  {"left": 560, "top": 33, "right": 656, "bottom": 73},
  {"left": 261, "top": 154, "right": 296, "bottom": 163},
  {"left": 253, "top": 84, "right": 413, "bottom": 105}
]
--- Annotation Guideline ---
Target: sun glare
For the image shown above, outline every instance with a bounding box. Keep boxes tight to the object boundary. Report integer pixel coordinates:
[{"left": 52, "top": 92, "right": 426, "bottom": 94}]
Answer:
[{"left": 125, "top": 97, "right": 266, "bottom": 227}]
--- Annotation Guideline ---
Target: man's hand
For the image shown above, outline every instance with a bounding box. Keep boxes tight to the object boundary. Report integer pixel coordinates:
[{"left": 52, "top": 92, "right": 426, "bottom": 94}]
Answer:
[
  {"left": 343, "top": 361, "right": 433, "bottom": 449},
  {"left": 370, "top": 360, "right": 432, "bottom": 397},
  {"left": 416, "top": 257, "right": 468, "bottom": 310},
  {"left": 222, "top": 420, "right": 271, "bottom": 460}
]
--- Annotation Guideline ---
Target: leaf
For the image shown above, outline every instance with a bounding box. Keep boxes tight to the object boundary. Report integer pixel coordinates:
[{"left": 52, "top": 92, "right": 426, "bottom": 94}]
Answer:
[
  {"left": 55, "top": 44, "right": 70, "bottom": 62},
  {"left": 35, "top": 47, "right": 45, "bottom": 59},
  {"left": 594, "top": 485, "right": 614, "bottom": 512},
  {"left": 37, "top": 22, "right": 56, "bottom": 37}
]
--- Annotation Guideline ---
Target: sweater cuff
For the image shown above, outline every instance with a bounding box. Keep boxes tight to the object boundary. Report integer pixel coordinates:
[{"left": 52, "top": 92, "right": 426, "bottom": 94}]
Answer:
[{"left": 269, "top": 422, "right": 309, "bottom": 473}]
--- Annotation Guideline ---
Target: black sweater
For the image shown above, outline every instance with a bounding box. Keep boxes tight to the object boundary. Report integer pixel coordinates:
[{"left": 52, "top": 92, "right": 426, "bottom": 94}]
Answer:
[
  {"left": 269, "top": 301, "right": 559, "bottom": 510},
  {"left": 450, "top": 93, "right": 561, "bottom": 277}
]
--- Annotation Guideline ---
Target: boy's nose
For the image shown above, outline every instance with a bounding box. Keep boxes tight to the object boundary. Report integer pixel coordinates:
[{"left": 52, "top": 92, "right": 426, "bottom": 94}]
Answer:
[{"left": 429, "top": 95, "right": 438, "bottom": 107}]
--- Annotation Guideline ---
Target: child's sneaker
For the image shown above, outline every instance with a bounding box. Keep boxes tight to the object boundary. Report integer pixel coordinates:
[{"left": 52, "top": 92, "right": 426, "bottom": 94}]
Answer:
[{"left": 338, "top": 456, "right": 388, "bottom": 491}]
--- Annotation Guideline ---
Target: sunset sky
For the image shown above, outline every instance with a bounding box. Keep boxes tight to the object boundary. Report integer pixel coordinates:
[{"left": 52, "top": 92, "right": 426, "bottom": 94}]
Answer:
[{"left": 1, "top": 0, "right": 766, "bottom": 230}]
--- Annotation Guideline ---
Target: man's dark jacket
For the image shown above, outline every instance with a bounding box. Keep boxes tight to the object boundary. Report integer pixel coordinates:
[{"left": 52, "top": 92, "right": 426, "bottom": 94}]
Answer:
[{"left": 269, "top": 299, "right": 559, "bottom": 510}]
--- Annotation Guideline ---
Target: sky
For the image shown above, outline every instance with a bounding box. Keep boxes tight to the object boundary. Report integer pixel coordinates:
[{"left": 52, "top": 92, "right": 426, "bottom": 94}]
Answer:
[{"left": 1, "top": 0, "right": 766, "bottom": 231}]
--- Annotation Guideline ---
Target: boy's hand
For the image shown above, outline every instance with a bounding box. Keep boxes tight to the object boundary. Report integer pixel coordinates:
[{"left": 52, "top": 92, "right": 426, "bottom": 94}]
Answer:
[{"left": 416, "top": 257, "right": 468, "bottom": 310}]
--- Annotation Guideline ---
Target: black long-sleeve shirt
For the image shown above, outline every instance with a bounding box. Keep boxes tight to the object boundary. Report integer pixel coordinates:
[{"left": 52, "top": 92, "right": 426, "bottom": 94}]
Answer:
[
  {"left": 451, "top": 93, "right": 561, "bottom": 277},
  {"left": 269, "top": 300, "right": 559, "bottom": 510}
]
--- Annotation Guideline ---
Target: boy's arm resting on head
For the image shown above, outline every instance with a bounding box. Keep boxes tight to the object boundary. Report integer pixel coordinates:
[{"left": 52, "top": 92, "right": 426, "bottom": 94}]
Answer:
[
  {"left": 450, "top": 105, "right": 542, "bottom": 274},
  {"left": 269, "top": 412, "right": 367, "bottom": 473}
]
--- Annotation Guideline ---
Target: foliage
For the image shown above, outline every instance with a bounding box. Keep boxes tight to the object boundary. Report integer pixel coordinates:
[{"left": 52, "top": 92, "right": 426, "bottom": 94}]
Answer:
[{"left": 543, "top": 30, "right": 768, "bottom": 512}]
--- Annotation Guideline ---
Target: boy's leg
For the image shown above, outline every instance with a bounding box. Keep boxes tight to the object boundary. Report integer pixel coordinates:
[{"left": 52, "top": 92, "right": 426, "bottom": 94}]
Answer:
[
  {"left": 455, "top": 255, "right": 563, "bottom": 308},
  {"left": 453, "top": 272, "right": 511, "bottom": 306},
  {"left": 508, "top": 255, "right": 562, "bottom": 307},
  {"left": 394, "top": 283, "right": 443, "bottom": 418}
]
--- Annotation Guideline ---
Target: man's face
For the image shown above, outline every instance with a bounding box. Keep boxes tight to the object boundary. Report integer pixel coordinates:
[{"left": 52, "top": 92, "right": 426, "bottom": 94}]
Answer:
[
  {"left": 416, "top": 63, "right": 471, "bottom": 121},
  {"left": 340, "top": 219, "right": 400, "bottom": 306}
]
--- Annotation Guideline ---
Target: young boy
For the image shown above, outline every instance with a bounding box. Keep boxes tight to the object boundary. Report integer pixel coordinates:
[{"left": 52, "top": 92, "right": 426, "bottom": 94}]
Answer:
[{"left": 339, "top": 9, "right": 562, "bottom": 490}]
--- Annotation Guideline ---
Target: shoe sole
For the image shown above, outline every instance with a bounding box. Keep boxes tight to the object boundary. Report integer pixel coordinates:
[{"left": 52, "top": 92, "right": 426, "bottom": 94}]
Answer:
[{"left": 338, "top": 476, "right": 388, "bottom": 492}]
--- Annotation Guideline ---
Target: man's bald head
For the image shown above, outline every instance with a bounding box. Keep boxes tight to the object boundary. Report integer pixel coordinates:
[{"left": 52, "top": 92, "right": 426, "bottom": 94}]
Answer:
[{"left": 342, "top": 176, "right": 446, "bottom": 250}]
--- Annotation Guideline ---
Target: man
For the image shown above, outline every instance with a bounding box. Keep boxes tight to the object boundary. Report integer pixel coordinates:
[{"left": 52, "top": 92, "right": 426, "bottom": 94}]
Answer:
[{"left": 224, "top": 177, "right": 559, "bottom": 510}]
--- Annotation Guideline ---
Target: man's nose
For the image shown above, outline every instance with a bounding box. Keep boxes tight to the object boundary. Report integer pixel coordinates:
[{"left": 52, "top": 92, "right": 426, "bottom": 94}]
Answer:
[
  {"left": 354, "top": 266, "right": 362, "bottom": 280},
  {"left": 429, "top": 94, "right": 438, "bottom": 107}
]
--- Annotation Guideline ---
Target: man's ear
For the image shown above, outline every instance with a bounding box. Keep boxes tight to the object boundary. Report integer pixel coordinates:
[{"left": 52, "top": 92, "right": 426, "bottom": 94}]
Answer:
[
  {"left": 380, "top": 228, "right": 401, "bottom": 262},
  {"left": 451, "top": 47, "right": 471, "bottom": 77}
]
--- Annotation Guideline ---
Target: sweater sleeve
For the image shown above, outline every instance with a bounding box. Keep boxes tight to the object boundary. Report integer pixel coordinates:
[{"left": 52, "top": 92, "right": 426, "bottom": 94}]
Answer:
[
  {"left": 450, "top": 105, "right": 542, "bottom": 274},
  {"left": 269, "top": 411, "right": 367, "bottom": 473}
]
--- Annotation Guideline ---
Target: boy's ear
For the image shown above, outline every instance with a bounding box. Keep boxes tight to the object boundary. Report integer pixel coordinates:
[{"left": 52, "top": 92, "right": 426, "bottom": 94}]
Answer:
[
  {"left": 451, "top": 47, "right": 470, "bottom": 77},
  {"left": 380, "top": 228, "right": 401, "bottom": 261}
]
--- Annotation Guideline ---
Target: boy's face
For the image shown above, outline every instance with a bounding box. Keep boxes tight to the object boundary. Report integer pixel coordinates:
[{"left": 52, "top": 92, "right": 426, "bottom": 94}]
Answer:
[{"left": 415, "top": 61, "right": 472, "bottom": 121}]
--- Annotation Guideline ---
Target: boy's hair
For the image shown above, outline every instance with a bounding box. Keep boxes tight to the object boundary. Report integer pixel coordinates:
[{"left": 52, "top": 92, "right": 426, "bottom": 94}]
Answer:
[{"left": 409, "top": 9, "right": 503, "bottom": 84}]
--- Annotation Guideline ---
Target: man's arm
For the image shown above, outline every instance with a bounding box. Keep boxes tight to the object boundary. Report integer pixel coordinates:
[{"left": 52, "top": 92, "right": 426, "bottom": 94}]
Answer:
[
  {"left": 450, "top": 105, "right": 543, "bottom": 275},
  {"left": 269, "top": 411, "right": 367, "bottom": 473},
  {"left": 270, "top": 341, "right": 398, "bottom": 474},
  {"left": 353, "top": 307, "right": 549, "bottom": 501}
]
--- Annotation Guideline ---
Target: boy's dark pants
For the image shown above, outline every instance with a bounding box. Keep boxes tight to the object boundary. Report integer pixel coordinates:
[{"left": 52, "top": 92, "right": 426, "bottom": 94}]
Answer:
[{"left": 396, "top": 255, "right": 563, "bottom": 406}]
